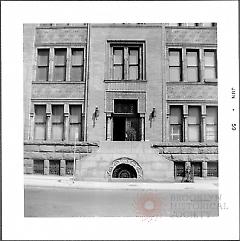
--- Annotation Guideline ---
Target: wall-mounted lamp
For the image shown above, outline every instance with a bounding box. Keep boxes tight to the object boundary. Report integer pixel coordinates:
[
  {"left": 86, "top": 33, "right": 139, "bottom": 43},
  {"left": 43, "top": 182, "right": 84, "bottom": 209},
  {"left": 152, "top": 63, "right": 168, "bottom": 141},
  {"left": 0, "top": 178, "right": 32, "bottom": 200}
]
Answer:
[
  {"left": 150, "top": 107, "right": 156, "bottom": 119},
  {"left": 94, "top": 106, "right": 99, "bottom": 120},
  {"left": 149, "top": 107, "right": 156, "bottom": 128},
  {"left": 92, "top": 106, "right": 99, "bottom": 127}
]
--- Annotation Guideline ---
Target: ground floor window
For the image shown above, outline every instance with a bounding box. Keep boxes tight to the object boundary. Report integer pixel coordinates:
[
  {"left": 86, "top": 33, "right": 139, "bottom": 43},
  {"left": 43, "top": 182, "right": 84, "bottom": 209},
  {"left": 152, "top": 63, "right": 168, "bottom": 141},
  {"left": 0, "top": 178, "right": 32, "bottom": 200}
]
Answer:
[
  {"left": 33, "top": 160, "right": 44, "bottom": 174},
  {"left": 192, "top": 162, "right": 202, "bottom": 177},
  {"left": 66, "top": 160, "right": 74, "bottom": 175},
  {"left": 49, "top": 160, "right": 60, "bottom": 175},
  {"left": 207, "top": 162, "right": 218, "bottom": 177},
  {"left": 174, "top": 162, "right": 185, "bottom": 177}
]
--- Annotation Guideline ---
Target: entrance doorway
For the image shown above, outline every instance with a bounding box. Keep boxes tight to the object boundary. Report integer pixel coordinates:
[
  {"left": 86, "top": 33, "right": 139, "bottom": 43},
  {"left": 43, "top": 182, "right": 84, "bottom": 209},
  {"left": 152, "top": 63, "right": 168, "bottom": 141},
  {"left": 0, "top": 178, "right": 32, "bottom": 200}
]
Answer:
[{"left": 113, "top": 115, "right": 140, "bottom": 141}]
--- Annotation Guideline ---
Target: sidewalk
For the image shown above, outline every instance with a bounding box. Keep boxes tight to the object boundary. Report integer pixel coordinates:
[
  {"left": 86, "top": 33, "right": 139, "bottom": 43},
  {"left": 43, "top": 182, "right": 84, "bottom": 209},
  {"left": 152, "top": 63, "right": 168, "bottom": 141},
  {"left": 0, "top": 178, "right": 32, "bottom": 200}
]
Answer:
[{"left": 24, "top": 174, "right": 218, "bottom": 190}]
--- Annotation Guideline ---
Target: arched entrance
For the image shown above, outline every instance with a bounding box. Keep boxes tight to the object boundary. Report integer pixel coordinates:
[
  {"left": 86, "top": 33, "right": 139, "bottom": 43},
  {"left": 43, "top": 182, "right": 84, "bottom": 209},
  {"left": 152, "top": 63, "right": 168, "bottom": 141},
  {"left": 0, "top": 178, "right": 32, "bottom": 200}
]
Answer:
[
  {"left": 112, "top": 164, "right": 137, "bottom": 178},
  {"left": 106, "top": 157, "right": 143, "bottom": 179}
]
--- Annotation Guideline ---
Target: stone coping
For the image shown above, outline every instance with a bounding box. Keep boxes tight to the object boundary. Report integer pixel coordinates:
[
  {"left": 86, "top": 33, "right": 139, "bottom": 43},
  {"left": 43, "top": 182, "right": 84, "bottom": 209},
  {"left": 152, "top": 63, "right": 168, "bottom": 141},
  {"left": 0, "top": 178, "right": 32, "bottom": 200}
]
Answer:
[
  {"left": 24, "top": 140, "right": 99, "bottom": 146},
  {"left": 152, "top": 142, "right": 218, "bottom": 147},
  {"left": 24, "top": 141, "right": 217, "bottom": 147}
]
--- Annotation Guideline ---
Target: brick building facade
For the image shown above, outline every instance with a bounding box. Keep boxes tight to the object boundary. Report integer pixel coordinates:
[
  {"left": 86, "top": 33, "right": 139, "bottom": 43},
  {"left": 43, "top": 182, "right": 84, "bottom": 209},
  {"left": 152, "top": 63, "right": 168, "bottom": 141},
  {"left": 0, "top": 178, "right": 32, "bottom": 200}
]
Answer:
[{"left": 24, "top": 23, "right": 218, "bottom": 181}]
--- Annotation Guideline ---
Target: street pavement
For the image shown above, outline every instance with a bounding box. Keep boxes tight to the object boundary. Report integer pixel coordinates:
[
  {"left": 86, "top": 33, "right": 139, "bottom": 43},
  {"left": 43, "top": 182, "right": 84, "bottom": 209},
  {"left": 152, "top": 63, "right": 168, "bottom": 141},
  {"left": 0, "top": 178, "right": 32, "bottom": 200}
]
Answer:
[{"left": 24, "top": 175, "right": 219, "bottom": 217}]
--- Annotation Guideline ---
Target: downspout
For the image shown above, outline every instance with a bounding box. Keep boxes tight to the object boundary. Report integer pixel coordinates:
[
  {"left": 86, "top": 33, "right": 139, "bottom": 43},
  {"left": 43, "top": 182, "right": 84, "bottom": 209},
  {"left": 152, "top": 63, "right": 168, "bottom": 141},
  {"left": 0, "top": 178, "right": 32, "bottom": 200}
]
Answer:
[{"left": 84, "top": 23, "right": 90, "bottom": 141}]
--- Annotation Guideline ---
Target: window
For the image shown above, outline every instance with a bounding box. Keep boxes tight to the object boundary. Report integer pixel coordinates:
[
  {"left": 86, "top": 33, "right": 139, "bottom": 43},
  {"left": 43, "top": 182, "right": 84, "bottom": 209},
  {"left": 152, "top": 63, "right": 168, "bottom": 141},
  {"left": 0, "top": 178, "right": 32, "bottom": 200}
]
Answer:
[
  {"left": 37, "top": 49, "right": 49, "bottom": 81},
  {"left": 174, "top": 162, "right": 185, "bottom": 177},
  {"left": 186, "top": 50, "right": 199, "bottom": 82},
  {"left": 206, "top": 107, "right": 218, "bottom": 142},
  {"left": 169, "top": 106, "right": 183, "bottom": 142},
  {"left": 169, "top": 49, "right": 182, "bottom": 82},
  {"left": 49, "top": 160, "right": 60, "bottom": 175},
  {"left": 71, "top": 49, "right": 84, "bottom": 81},
  {"left": 204, "top": 50, "right": 217, "bottom": 79},
  {"left": 34, "top": 105, "right": 46, "bottom": 140},
  {"left": 69, "top": 105, "right": 82, "bottom": 141},
  {"left": 33, "top": 160, "right": 44, "bottom": 175},
  {"left": 111, "top": 44, "right": 143, "bottom": 80},
  {"left": 52, "top": 105, "right": 64, "bottom": 140},
  {"left": 207, "top": 162, "right": 218, "bottom": 177},
  {"left": 192, "top": 162, "right": 202, "bottom": 177},
  {"left": 188, "top": 107, "right": 201, "bottom": 142},
  {"left": 54, "top": 49, "right": 67, "bottom": 81}
]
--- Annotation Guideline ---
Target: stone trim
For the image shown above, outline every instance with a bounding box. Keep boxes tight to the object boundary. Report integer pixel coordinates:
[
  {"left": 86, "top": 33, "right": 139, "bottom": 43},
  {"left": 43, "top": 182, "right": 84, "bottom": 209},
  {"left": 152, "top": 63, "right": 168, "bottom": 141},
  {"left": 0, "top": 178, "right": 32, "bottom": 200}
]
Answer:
[{"left": 106, "top": 157, "right": 143, "bottom": 179}]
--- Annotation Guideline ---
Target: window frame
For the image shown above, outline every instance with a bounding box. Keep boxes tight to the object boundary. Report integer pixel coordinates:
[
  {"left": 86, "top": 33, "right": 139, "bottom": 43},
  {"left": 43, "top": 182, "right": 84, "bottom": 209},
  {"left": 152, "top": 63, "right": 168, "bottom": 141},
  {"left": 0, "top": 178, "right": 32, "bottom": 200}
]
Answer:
[
  {"left": 186, "top": 49, "right": 200, "bottom": 82},
  {"left": 53, "top": 48, "right": 67, "bottom": 81},
  {"left": 169, "top": 105, "right": 183, "bottom": 142},
  {"left": 204, "top": 49, "right": 217, "bottom": 81},
  {"left": 51, "top": 105, "right": 64, "bottom": 141},
  {"left": 168, "top": 48, "right": 182, "bottom": 82},
  {"left": 69, "top": 104, "right": 82, "bottom": 141},
  {"left": 188, "top": 106, "right": 201, "bottom": 142},
  {"left": 36, "top": 48, "right": 50, "bottom": 81},
  {"left": 206, "top": 106, "right": 218, "bottom": 142},
  {"left": 70, "top": 48, "right": 84, "bottom": 82},
  {"left": 109, "top": 41, "right": 144, "bottom": 81},
  {"left": 34, "top": 104, "right": 47, "bottom": 140}
]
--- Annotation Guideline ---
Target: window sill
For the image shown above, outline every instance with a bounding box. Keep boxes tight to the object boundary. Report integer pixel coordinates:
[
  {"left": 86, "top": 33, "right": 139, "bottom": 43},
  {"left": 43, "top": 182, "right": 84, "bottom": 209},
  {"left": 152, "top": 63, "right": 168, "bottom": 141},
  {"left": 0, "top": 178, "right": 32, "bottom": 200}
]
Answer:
[
  {"left": 33, "top": 81, "right": 85, "bottom": 84},
  {"left": 104, "top": 79, "right": 147, "bottom": 83},
  {"left": 204, "top": 79, "right": 218, "bottom": 83},
  {"left": 167, "top": 81, "right": 206, "bottom": 85}
]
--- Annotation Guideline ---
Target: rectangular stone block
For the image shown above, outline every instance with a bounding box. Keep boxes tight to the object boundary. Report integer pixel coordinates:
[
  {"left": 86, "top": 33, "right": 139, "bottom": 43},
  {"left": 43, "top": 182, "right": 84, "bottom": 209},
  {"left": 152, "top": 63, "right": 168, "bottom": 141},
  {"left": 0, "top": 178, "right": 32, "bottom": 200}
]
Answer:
[
  {"left": 39, "top": 145, "right": 55, "bottom": 152},
  {"left": 55, "top": 145, "right": 73, "bottom": 153},
  {"left": 181, "top": 147, "right": 199, "bottom": 154},
  {"left": 26, "top": 166, "right": 33, "bottom": 174},
  {"left": 163, "top": 147, "right": 181, "bottom": 154},
  {"left": 24, "top": 145, "right": 39, "bottom": 152}
]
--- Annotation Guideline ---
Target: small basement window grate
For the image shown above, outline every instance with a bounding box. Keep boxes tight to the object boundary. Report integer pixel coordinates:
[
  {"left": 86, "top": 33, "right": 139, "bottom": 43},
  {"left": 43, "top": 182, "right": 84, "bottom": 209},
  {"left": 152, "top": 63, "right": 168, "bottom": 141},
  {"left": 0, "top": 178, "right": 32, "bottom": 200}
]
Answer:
[
  {"left": 33, "top": 160, "right": 44, "bottom": 175},
  {"left": 192, "top": 162, "right": 202, "bottom": 177},
  {"left": 207, "top": 162, "right": 218, "bottom": 177},
  {"left": 66, "top": 160, "right": 74, "bottom": 175},
  {"left": 174, "top": 162, "right": 185, "bottom": 177},
  {"left": 49, "top": 160, "right": 60, "bottom": 175}
]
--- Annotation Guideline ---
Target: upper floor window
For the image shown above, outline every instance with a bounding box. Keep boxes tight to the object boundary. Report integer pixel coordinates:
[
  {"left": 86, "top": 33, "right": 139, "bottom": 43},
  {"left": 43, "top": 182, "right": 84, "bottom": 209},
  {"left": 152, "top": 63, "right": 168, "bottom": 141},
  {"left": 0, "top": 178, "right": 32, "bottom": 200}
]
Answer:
[
  {"left": 71, "top": 49, "right": 84, "bottom": 81},
  {"left": 188, "top": 106, "right": 201, "bottom": 142},
  {"left": 169, "top": 49, "right": 182, "bottom": 82},
  {"left": 34, "top": 105, "right": 46, "bottom": 140},
  {"left": 37, "top": 49, "right": 49, "bottom": 81},
  {"left": 169, "top": 106, "right": 183, "bottom": 142},
  {"left": 206, "top": 107, "right": 218, "bottom": 142},
  {"left": 54, "top": 49, "right": 67, "bottom": 81},
  {"left": 186, "top": 49, "right": 199, "bottom": 82},
  {"left": 69, "top": 105, "right": 82, "bottom": 141},
  {"left": 111, "top": 44, "right": 143, "bottom": 80},
  {"left": 204, "top": 50, "right": 217, "bottom": 79},
  {"left": 52, "top": 105, "right": 64, "bottom": 140}
]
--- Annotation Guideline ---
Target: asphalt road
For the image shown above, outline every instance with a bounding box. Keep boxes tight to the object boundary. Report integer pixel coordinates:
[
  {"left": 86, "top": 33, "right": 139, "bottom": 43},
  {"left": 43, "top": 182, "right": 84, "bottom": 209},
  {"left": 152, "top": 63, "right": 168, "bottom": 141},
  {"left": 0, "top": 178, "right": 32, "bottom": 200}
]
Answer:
[{"left": 24, "top": 186, "right": 219, "bottom": 217}]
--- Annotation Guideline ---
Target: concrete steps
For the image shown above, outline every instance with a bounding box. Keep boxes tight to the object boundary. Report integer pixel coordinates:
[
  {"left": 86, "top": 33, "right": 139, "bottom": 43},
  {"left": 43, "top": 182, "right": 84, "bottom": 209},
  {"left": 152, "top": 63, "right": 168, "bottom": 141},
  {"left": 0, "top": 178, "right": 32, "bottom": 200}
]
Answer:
[{"left": 76, "top": 141, "right": 174, "bottom": 182}]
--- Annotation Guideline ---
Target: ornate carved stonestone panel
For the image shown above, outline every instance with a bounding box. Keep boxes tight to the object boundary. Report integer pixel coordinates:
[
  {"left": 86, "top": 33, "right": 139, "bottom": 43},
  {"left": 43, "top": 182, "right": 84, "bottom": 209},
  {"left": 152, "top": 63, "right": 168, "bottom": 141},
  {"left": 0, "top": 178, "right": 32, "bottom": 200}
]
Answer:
[
  {"left": 166, "top": 29, "right": 217, "bottom": 45},
  {"left": 105, "top": 81, "right": 147, "bottom": 92},
  {"left": 105, "top": 91, "right": 146, "bottom": 113},
  {"left": 106, "top": 157, "right": 143, "bottom": 179},
  {"left": 167, "top": 85, "right": 217, "bottom": 101},
  {"left": 32, "top": 83, "right": 85, "bottom": 99},
  {"left": 35, "top": 28, "right": 87, "bottom": 44}
]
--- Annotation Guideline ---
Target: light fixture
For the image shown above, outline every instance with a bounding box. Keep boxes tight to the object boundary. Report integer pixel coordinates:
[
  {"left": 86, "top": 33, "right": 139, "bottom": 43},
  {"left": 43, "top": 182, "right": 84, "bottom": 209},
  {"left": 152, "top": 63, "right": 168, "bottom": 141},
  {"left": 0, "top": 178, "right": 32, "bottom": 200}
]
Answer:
[
  {"left": 151, "top": 107, "right": 156, "bottom": 119},
  {"left": 94, "top": 106, "right": 99, "bottom": 120}
]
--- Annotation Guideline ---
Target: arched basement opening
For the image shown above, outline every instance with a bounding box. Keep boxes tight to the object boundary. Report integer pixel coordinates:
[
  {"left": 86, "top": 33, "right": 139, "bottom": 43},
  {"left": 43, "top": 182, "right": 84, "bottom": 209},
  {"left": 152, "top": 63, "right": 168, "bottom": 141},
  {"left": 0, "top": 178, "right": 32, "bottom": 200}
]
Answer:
[{"left": 112, "top": 163, "right": 137, "bottom": 178}]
